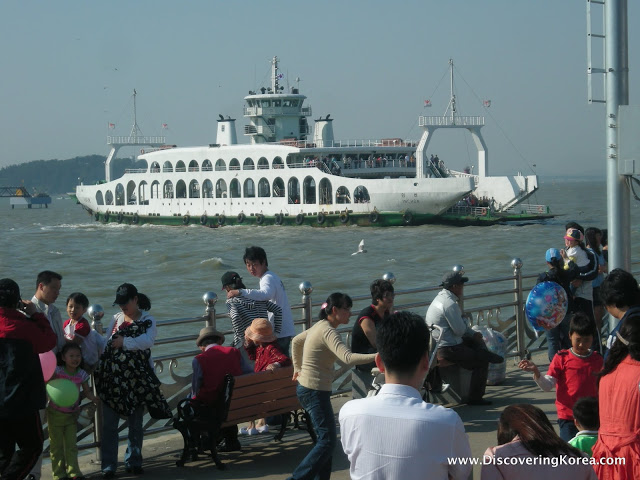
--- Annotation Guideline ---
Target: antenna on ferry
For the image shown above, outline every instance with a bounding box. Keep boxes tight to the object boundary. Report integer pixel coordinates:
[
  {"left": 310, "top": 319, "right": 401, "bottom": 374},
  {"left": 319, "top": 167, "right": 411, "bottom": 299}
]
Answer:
[
  {"left": 271, "top": 56, "right": 279, "bottom": 94},
  {"left": 129, "top": 89, "right": 144, "bottom": 139},
  {"left": 444, "top": 59, "right": 457, "bottom": 123}
]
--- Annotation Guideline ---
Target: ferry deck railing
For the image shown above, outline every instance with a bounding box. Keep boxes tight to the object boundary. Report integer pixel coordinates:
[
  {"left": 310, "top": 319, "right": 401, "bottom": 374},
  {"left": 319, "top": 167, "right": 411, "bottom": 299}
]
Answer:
[{"left": 56, "top": 259, "right": 639, "bottom": 458}]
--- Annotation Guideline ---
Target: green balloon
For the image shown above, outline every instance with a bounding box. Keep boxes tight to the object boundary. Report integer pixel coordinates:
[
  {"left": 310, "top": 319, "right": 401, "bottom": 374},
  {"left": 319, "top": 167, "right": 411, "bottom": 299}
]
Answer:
[{"left": 46, "top": 378, "right": 80, "bottom": 408}]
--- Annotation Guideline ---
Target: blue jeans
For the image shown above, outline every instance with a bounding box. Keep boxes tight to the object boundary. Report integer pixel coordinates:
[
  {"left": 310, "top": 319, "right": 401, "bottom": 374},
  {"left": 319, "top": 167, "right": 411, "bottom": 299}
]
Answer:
[
  {"left": 546, "top": 314, "right": 571, "bottom": 362},
  {"left": 288, "top": 385, "right": 335, "bottom": 480},
  {"left": 101, "top": 404, "right": 144, "bottom": 473},
  {"left": 558, "top": 418, "right": 578, "bottom": 442}
]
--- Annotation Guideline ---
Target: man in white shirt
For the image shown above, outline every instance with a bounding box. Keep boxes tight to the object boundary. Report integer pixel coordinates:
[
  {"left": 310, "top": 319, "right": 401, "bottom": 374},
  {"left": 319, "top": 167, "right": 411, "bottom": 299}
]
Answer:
[
  {"left": 227, "top": 246, "right": 294, "bottom": 354},
  {"left": 339, "top": 311, "right": 472, "bottom": 480}
]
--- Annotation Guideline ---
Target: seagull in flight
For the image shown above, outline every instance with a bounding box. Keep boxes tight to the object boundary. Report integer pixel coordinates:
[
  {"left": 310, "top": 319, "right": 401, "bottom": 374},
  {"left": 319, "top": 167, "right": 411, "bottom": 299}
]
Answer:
[{"left": 351, "top": 239, "right": 367, "bottom": 256}]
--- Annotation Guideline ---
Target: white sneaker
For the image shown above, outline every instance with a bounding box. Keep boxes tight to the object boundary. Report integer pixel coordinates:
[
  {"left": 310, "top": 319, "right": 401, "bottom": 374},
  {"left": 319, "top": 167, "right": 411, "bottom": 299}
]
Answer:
[
  {"left": 239, "top": 427, "right": 249, "bottom": 435},
  {"left": 247, "top": 427, "right": 259, "bottom": 435},
  {"left": 256, "top": 425, "right": 269, "bottom": 434}
]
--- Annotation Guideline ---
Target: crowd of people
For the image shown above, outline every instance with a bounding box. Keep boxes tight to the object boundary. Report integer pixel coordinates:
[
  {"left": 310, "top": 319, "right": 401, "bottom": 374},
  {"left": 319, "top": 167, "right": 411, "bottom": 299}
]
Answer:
[{"left": 1, "top": 232, "right": 639, "bottom": 480}]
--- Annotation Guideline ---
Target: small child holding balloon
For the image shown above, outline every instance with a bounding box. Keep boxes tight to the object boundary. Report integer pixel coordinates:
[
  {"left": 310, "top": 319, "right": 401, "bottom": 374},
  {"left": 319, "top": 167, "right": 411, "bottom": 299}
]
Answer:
[
  {"left": 518, "top": 313, "right": 602, "bottom": 442},
  {"left": 47, "top": 342, "right": 99, "bottom": 480}
]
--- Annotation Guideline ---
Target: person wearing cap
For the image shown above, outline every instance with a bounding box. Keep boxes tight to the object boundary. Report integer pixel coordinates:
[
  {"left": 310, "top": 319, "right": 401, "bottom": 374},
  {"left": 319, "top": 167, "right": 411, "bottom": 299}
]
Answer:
[
  {"left": 425, "top": 271, "right": 503, "bottom": 406},
  {"left": 241, "top": 318, "right": 292, "bottom": 435},
  {"left": 562, "top": 226, "right": 601, "bottom": 353},
  {"left": 0, "top": 278, "right": 57, "bottom": 480},
  {"left": 538, "top": 248, "right": 578, "bottom": 361},
  {"left": 97, "top": 283, "right": 167, "bottom": 478},
  {"left": 227, "top": 246, "right": 295, "bottom": 355},
  {"left": 221, "top": 271, "right": 283, "bottom": 349},
  {"left": 190, "top": 326, "right": 252, "bottom": 451}
]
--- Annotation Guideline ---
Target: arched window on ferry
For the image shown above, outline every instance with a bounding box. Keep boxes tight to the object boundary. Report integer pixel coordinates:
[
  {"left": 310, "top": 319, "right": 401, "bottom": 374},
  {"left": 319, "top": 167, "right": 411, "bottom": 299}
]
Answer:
[
  {"left": 215, "top": 159, "right": 226, "bottom": 171},
  {"left": 216, "top": 179, "right": 227, "bottom": 198},
  {"left": 273, "top": 177, "right": 285, "bottom": 198},
  {"left": 303, "top": 176, "right": 316, "bottom": 204},
  {"left": 126, "top": 181, "right": 136, "bottom": 205},
  {"left": 202, "top": 179, "right": 213, "bottom": 198},
  {"left": 229, "top": 158, "right": 240, "bottom": 171},
  {"left": 189, "top": 180, "right": 200, "bottom": 198},
  {"left": 354, "top": 185, "right": 370, "bottom": 203},
  {"left": 258, "top": 157, "right": 269, "bottom": 170},
  {"left": 150, "top": 161, "right": 160, "bottom": 173},
  {"left": 288, "top": 177, "right": 300, "bottom": 204},
  {"left": 285, "top": 155, "right": 297, "bottom": 169},
  {"left": 163, "top": 181, "right": 174, "bottom": 199},
  {"left": 243, "top": 158, "right": 255, "bottom": 170},
  {"left": 96, "top": 191, "right": 104, "bottom": 205},
  {"left": 176, "top": 161, "right": 186, "bottom": 173},
  {"left": 138, "top": 181, "right": 148, "bottom": 205},
  {"left": 258, "top": 178, "right": 270, "bottom": 197},
  {"left": 273, "top": 156, "right": 284, "bottom": 169},
  {"left": 243, "top": 178, "right": 255, "bottom": 198},
  {"left": 176, "top": 180, "right": 187, "bottom": 198},
  {"left": 188, "top": 160, "right": 199, "bottom": 172},
  {"left": 319, "top": 178, "right": 332, "bottom": 205},
  {"left": 202, "top": 159, "right": 213, "bottom": 171},
  {"left": 336, "top": 186, "right": 351, "bottom": 204},
  {"left": 163, "top": 161, "right": 173, "bottom": 173},
  {"left": 230, "top": 179, "right": 241, "bottom": 198},
  {"left": 151, "top": 181, "right": 160, "bottom": 199},
  {"left": 115, "top": 184, "right": 125, "bottom": 206},
  {"left": 105, "top": 190, "right": 114, "bottom": 205}
]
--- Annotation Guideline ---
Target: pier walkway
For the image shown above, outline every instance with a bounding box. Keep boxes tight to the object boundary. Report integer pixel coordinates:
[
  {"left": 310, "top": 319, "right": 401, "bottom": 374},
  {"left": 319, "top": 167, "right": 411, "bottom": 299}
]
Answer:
[{"left": 44, "top": 351, "right": 555, "bottom": 480}]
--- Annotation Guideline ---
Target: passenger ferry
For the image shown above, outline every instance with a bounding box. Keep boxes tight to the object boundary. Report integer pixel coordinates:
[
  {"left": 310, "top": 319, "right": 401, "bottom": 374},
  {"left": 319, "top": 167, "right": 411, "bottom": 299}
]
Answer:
[{"left": 75, "top": 57, "right": 541, "bottom": 227}]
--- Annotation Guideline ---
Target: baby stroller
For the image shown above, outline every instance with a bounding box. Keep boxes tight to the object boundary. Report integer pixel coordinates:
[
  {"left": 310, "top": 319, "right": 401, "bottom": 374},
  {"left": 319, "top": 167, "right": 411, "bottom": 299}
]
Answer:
[{"left": 366, "top": 325, "right": 449, "bottom": 399}]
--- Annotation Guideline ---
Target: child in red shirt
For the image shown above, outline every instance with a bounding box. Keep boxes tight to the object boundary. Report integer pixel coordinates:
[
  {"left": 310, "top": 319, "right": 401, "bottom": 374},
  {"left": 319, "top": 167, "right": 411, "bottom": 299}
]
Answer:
[
  {"left": 240, "top": 318, "right": 291, "bottom": 434},
  {"left": 64, "top": 292, "right": 105, "bottom": 372},
  {"left": 519, "top": 312, "right": 603, "bottom": 441}
]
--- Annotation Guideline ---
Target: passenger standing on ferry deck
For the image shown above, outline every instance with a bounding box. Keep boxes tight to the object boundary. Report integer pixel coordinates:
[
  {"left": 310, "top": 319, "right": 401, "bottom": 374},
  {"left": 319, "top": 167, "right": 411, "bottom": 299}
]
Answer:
[
  {"left": 28, "top": 270, "right": 64, "bottom": 480},
  {"left": 98, "top": 283, "right": 159, "bottom": 478},
  {"left": 350, "top": 279, "right": 394, "bottom": 399},
  {"left": 227, "top": 246, "right": 295, "bottom": 355},
  {"left": 289, "top": 293, "right": 376, "bottom": 480}
]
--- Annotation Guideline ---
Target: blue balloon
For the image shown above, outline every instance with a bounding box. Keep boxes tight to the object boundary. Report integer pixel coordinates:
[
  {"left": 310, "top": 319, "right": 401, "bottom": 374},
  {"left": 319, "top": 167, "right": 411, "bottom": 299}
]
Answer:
[{"left": 525, "top": 281, "right": 568, "bottom": 332}]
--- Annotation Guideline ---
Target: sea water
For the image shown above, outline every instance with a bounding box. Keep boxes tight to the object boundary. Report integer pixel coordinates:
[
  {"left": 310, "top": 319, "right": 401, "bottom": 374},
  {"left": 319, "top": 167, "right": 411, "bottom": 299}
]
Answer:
[{"left": 2, "top": 178, "right": 638, "bottom": 349}]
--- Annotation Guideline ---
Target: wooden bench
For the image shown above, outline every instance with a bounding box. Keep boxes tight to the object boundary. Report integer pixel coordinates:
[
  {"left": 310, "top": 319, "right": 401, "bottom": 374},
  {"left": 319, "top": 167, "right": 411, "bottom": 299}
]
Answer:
[
  {"left": 173, "top": 366, "right": 314, "bottom": 469},
  {"left": 222, "top": 366, "right": 311, "bottom": 441}
]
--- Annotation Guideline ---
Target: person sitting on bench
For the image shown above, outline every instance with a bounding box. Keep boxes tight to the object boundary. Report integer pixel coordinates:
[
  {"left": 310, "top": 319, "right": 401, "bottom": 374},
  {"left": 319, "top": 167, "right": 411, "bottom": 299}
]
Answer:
[
  {"left": 425, "top": 271, "right": 503, "bottom": 405},
  {"left": 190, "top": 326, "right": 252, "bottom": 452}
]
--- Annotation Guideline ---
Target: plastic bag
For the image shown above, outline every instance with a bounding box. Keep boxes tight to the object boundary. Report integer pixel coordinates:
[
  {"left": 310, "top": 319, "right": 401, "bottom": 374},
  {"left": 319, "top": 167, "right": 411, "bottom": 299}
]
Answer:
[{"left": 472, "top": 325, "right": 507, "bottom": 385}]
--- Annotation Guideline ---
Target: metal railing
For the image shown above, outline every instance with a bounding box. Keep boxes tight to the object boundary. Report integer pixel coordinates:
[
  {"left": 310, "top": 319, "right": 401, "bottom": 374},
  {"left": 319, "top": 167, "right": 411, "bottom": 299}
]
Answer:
[{"left": 53, "top": 259, "right": 640, "bottom": 458}]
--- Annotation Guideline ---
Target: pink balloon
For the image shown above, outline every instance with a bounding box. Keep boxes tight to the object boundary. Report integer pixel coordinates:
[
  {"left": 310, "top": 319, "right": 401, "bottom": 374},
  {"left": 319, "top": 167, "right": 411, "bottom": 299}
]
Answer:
[{"left": 39, "top": 350, "right": 57, "bottom": 381}]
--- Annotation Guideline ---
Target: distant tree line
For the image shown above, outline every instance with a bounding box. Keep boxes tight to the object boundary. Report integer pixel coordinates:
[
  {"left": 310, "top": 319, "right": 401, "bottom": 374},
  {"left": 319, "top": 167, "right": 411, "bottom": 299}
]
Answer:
[{"left": 0, "top": 155, "right": 147, "bottom": 195}]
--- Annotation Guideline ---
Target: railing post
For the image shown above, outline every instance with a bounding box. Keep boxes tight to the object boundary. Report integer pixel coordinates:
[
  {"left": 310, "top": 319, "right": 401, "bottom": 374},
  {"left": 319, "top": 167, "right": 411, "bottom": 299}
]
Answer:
[
  {"left": 203, "top": 292, "right": 217, "bottom": 329},
  {"left": 511, "top": 258, "right": 527, "bottom": 360},
  {"left": 299, "top": 281, "right": 313, "bottom": 330},
  {"left": 87, "top": 305, "right": 104, "bottom": 460}
]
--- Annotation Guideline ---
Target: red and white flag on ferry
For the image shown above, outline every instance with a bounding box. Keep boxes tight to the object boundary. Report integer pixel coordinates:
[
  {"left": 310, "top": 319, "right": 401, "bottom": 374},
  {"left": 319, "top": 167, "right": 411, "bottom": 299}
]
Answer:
[
  {"left": 108, "top": 123, "right": 115, "bottom": 129},
  {"left": 424, "top": 100, "right": 431, "bottom": 107},
  {"left": 162, "top": 123, "right": 168, "bottom": 129},
  {"left": 483, "top": 100, "right": 491, "bottom": 107}
]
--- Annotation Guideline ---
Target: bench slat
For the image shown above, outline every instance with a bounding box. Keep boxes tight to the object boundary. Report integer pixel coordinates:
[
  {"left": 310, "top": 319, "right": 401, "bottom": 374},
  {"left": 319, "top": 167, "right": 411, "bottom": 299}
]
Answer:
[
  {"left": 233, "top": 367, "right": 293, "bottom": 388},
  {"left": 229, "top": 388, "right": 298, "bottom": 411},
  {"left": 223, "top": 397, "right": 301, "bottom": 425},
  {"left": 231, "top": 378, "right": 296, "bottom": 399}
]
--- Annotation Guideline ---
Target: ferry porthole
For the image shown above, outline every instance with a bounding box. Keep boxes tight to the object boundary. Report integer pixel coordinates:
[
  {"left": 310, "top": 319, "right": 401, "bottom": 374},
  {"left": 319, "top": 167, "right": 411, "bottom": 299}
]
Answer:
[
  {"left": 237, "top": 213, "right": 245, "bottom": 224},
  {"left": 402, "top": 211, "right": 413, "bottom": 225},
  {"left": 132, "top": 213, "right": 140, "bottom": 224},
  {"left": 256, "top": 214, "right": 265, "bottom": 225},
  {"left": 369, "top": 212, "right": 379, "bottom": 224},
  {"left": 275, "top": 213, "right": 283, "bottom": 225},
  {"left": 200, "top": 214, "right": 207, "bottom": 225},
  {"left": 339, "top": 211, "right": 349, "bottom": 224},
  {"left": 183, "top": 215, "right": 190, "bottom": 225},
  {"left": 295, "top": 213, "right": 304, "bottom": 225},
  {"left": 317, "top": 212, "right": 325, "bottom": 225},
  {"left": 218, "top": 215, "right": 226, "bottom": 226}
]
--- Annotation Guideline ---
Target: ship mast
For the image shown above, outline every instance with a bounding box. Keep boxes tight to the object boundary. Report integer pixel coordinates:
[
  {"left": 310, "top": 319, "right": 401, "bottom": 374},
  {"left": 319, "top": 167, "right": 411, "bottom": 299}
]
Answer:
[
  {"left": 444, "top": 59, "right": 457, "bottom": 124},
  {"left": 129, "top": 89, "right": 144, "bottom": 139}
]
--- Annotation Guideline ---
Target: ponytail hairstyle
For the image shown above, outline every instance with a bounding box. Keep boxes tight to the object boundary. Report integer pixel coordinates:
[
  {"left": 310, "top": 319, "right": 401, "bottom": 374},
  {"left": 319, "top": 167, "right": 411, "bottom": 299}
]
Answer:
[
  {"left": 318, "top": 292, "right": 353, "bottom": 320},
  {"left": 137, "top": 293, "right": 151, "bottom": 311},
  {"left": 585, "top": 227, "right": 602, "bottom": 254},
  {"left": 599, "top": 315, "right": 640, "bottom": 381}
]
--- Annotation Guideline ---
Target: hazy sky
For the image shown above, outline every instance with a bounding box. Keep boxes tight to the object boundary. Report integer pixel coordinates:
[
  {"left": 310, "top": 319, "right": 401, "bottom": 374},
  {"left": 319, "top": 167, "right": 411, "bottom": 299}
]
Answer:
[{"left": 1, "top": 1, "right": 638, "bottom": 177}]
